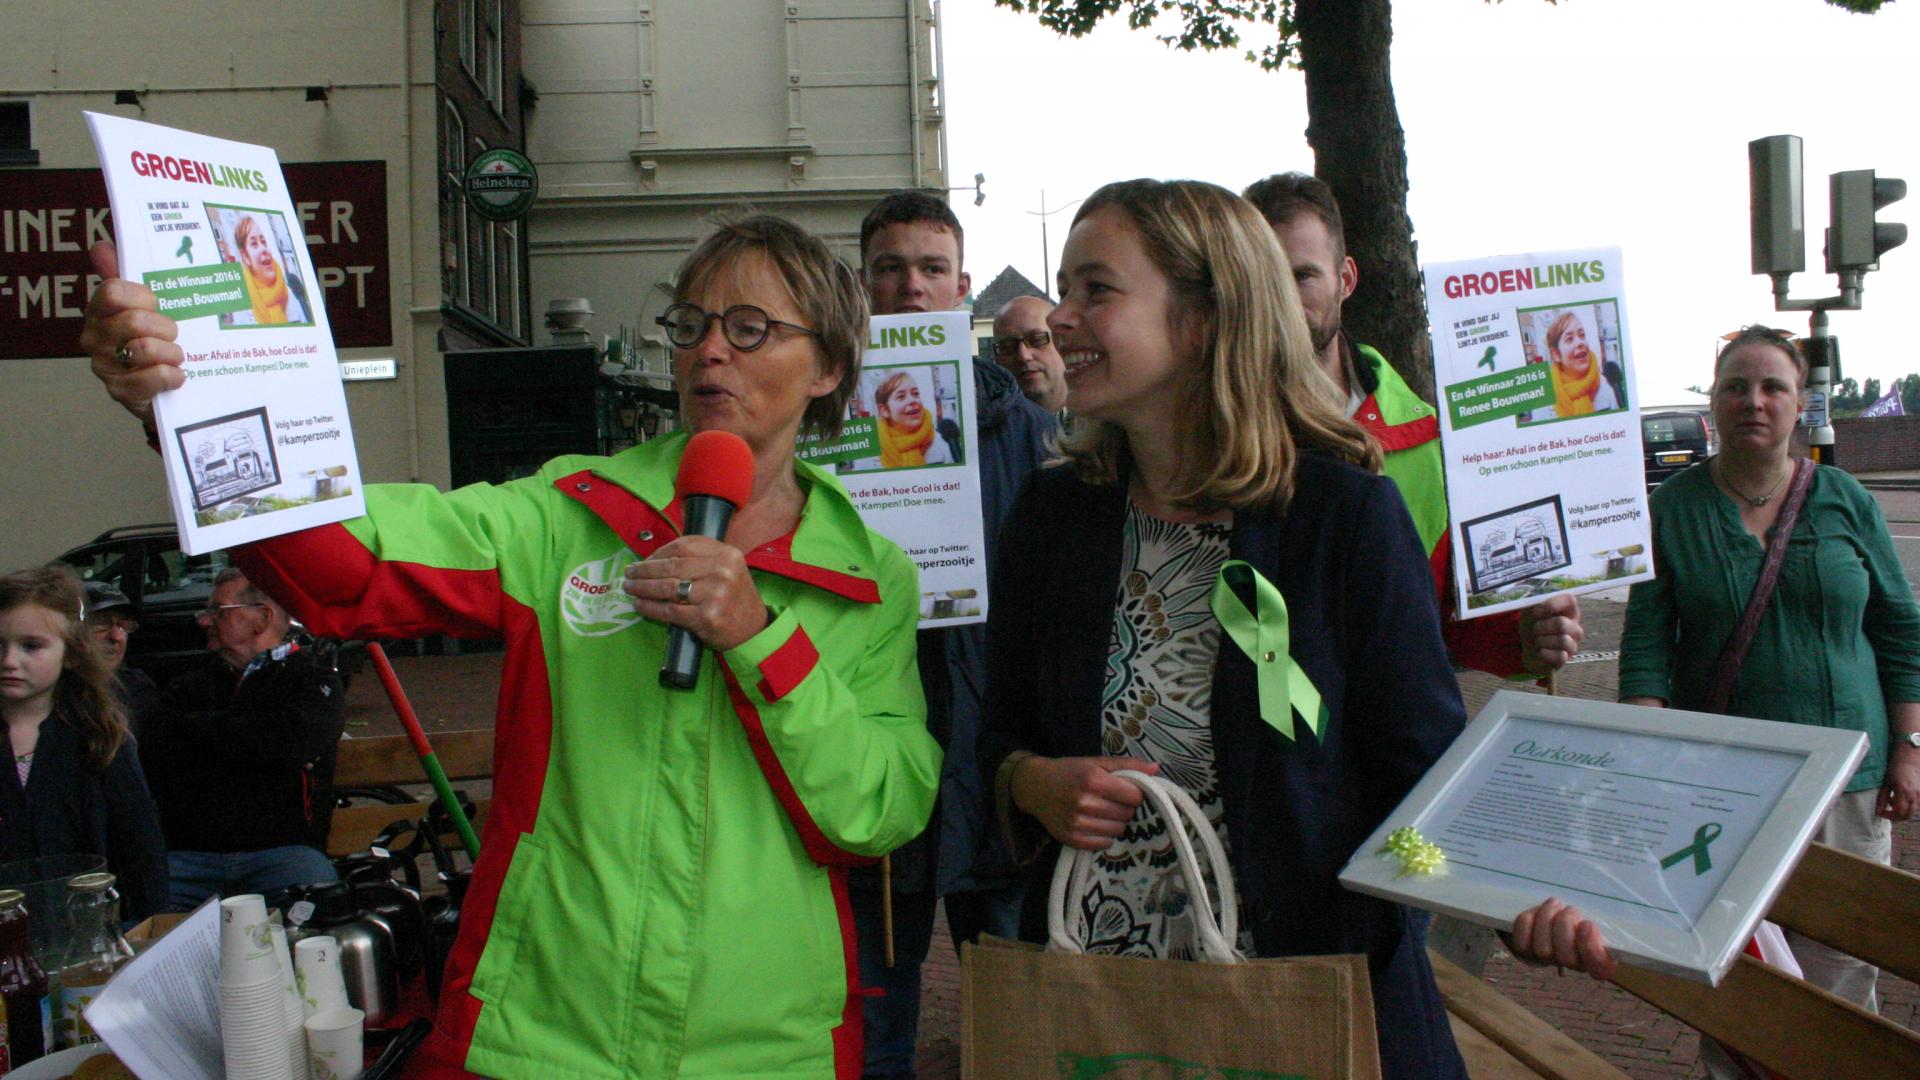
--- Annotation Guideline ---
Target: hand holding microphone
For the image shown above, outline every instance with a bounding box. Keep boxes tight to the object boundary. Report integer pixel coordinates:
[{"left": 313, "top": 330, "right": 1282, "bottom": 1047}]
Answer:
[{"left": 623, "top": 431, "right": 759, "bottom": 689}]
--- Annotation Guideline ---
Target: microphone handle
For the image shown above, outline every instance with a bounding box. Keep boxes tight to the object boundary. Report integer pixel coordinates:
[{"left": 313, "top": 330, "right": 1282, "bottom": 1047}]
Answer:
[{"left": 659, "top": 494, "right": 738, "bottom": 690}]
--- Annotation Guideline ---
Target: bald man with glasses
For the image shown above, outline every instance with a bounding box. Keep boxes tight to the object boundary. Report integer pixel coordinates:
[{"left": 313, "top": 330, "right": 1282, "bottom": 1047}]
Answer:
[{"left": 991, "top": 296, "right": 1068, "bottom": 416}]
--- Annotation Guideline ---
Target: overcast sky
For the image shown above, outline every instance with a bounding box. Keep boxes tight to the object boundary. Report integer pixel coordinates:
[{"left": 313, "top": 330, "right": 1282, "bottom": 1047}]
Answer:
[{"left": 942, "top": 0, "right": 1920, "bottom": 407}]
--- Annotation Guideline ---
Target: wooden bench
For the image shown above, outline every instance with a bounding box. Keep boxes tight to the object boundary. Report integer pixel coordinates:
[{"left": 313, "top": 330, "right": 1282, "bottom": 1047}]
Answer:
[
  {"left": 1436, "top": 841, "right": 1920, "bottom": 1079},
  {"left": 326, "top": 729, "right": 494, "bottom": 859}
]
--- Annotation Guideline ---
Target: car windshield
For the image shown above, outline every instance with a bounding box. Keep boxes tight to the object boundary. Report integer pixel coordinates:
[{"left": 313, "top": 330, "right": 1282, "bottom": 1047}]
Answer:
[{"left": 1643, "top": 415, "right": 1704, "bottom": 447}]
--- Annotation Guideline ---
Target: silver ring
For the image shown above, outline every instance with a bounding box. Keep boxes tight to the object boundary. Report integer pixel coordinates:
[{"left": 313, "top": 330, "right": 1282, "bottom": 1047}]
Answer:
[
  {"left": 113, "top": 344, "right": 135, "bottom": 370},
  {"left": 674, "top": 579, "right": 694, "bottom": 605}
]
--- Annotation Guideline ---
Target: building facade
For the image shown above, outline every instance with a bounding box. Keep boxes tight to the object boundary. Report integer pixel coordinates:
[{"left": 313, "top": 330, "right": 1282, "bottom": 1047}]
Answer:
[
  {"left": 521, "top": 0, "right": 948, "bottom": 383},
  {"left": 0, "top": 0, "right": 937, "bottom": 570},
  {"left": 0, "top": 0, "right": 537, "bottom": 570}
]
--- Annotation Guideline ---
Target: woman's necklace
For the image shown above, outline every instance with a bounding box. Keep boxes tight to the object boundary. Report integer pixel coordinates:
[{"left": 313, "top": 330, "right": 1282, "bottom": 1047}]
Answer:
[{"left": 1714, "top": 457, "right": 1791, "bottom": 508}]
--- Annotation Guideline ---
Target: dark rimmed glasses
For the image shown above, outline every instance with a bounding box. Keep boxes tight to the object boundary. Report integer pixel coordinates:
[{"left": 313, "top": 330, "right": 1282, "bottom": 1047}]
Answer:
[
  {"left": 990, "top": 330, "right": 1051, "bottom": 359},
  {"left": 655, "top": 303, "right": 820, "bottom": 352}
]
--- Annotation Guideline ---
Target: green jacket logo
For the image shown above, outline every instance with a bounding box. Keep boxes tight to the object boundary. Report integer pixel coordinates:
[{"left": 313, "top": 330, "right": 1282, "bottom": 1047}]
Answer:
[{"left": 560, "top": 551, "right": 641, "bottom": 637}]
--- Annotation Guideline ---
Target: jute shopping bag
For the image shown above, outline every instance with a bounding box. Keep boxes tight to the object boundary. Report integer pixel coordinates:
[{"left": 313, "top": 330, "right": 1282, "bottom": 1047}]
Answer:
[{"left": 961, "top": 771, "right": 1382, "bottom": 1080}]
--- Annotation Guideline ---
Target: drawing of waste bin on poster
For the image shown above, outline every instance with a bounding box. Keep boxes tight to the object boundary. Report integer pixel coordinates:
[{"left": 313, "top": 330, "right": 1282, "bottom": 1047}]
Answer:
[
  {"left": 797, "top": 311, "right": 987, "bottom": 628},
  {"left": 1424, "top": 247, "right": 1654, "bottom": 618}
]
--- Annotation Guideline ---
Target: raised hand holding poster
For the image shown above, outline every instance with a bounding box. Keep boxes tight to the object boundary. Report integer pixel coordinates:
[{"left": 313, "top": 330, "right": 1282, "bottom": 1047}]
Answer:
[
  {"left": 87, "top": 112, "right": 365, "bottom": 555},
  {"left": 1424, "top": 247, "right": 1654, "bottom": 617}
]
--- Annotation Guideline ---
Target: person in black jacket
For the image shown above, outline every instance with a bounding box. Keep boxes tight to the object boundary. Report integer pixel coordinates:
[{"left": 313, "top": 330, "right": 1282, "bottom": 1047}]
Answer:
[
  {"left": 978, "top": 179, "right": 1468, "bottom": 1080},
  {"left": 145, "top": 568, "right": 343, "bottom": 911},
  {"left": 81, "top": 582, "right": 161, "bottom": 744},
  {"left": 0, "top": 566, "right": 168, "bottom": 921},
  {"left": 853, "top": 191, "right": 1059, "bottom": 1079}
]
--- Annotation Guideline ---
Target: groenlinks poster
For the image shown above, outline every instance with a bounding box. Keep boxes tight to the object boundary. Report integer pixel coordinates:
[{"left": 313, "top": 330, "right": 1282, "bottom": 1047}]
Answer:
[
  {"left": 1422, "top": 246, "right": 1654, "bottom": 618},
  {"left": 87, "top": 112, "right": 364, "bottom": 555},
  {"left": 799, "top": 311, "right": 987, "bottom": 628}
]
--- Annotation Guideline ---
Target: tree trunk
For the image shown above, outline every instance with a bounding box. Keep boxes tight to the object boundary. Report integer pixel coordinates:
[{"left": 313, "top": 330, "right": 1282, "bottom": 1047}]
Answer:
[{"left": 1295, "top": 0, "right": 1434, "bottom": 401}]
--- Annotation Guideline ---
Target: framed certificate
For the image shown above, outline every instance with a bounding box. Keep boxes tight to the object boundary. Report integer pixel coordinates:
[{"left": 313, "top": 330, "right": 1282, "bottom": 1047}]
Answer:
[{"left": 1338, "top": 691, "right": 1867, "bottom": 985}]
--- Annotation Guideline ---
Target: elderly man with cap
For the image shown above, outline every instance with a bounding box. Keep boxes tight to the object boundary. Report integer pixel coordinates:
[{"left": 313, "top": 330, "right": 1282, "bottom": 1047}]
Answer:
[{"left": 83, "top": 581, "right": 162, "bottom": 743}]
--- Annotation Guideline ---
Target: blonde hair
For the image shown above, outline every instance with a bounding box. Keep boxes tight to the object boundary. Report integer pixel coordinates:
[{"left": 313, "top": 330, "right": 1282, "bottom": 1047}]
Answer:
[
  {"left": 0, "top": 565, "right": 128, "bottom": 769},
  {"left": 1055, "top": 179, "right": 1378, "bottom": 510}
]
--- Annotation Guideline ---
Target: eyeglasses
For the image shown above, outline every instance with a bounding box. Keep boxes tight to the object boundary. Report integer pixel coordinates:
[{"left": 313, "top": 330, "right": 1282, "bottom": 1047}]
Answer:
[
  {"left": 195, "top": 602, "right": 264, "bottom": 624},
  {"left": 991, "top": 330, "right": 1051, "bottom": 358},
  {"left": 655, "top": 303, "right": 820, "bottom": 351},
  {"left": 86, "top": 614, "right": 138, "bottom": 636}
]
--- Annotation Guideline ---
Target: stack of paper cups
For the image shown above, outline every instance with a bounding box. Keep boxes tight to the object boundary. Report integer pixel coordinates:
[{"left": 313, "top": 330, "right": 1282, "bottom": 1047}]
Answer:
[
  {"left": 219, "top": 895, "right": 295, "bottom": 1080},
  {"left": 304, "top": 1006, "right": 364, "bottom": 1080},
  {"left": 271, "top": 925, "right": 308, "bottom": 1078},
  {"left": 294, "top": 936, "right": 352, "bottom": 1019}
]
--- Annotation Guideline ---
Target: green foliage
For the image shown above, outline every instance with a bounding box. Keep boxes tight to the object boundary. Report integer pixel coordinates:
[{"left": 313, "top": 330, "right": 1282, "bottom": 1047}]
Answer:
[
  {"left": 994, "top": 0, "right": 1302, "bottom": 70},
  {"left": 996, "top": 0, "right": 1884, "bottom": 71}
]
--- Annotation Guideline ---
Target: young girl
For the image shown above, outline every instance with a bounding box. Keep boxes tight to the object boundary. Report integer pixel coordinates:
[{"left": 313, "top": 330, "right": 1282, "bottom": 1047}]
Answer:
[{"left": 0, "top": 567, "right": 168, "bottom": 921}]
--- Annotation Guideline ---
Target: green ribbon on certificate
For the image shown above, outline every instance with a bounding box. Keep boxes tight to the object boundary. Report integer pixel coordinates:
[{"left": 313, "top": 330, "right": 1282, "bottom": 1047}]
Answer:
[
  {"left": 1209, "top": 560, "right": 1326, "bottom": 741},
  {"left": 1659, "top": 822, "right": 1723, "bottom": 876}
]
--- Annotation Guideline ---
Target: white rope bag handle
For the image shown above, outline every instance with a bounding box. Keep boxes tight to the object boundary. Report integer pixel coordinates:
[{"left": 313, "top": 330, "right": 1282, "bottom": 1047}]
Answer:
[{"left": 1046, "top": 769, "right": 1245, "bottom": 964}]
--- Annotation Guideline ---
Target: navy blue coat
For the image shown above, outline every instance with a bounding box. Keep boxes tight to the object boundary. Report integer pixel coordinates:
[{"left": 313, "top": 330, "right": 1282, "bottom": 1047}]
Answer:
[
  {"left": 979, "top": 452, "right": 1468, "bottom": 1080},
  {"left": 0, "top": 705, "right": 170, "bottom": 922}
]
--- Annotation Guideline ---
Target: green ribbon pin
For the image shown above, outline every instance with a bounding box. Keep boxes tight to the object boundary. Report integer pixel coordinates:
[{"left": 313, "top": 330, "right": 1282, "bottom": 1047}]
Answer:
[
  {"left": 1658, "top": 822, "right": 1723, "bottom": 876},
  {"left": 1209, "top": 560, "right": 1326, "bottom": 741}
]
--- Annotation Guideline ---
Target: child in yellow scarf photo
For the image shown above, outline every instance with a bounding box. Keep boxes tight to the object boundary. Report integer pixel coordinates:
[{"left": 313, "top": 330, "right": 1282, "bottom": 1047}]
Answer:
[
  {"left": 874, "top": 369, "right": 941, "bottom": 467},
  {"left": 234, "top": 215, "right": 294, "bottom": 325},
  {"left": 1532, "top": 309, "right": 1620, "bottom": 420}
]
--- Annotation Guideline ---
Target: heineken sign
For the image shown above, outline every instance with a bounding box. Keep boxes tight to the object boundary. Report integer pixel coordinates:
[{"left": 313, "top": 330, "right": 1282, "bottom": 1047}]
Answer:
[{"left": 464, "top": 149, "right": 538, "bottom": 222}]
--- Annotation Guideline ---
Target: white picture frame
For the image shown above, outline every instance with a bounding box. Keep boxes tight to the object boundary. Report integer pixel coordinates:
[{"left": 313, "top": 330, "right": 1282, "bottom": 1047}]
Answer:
[{"left": 1339, "top": 690, "right": 1866, "bottom": 985}]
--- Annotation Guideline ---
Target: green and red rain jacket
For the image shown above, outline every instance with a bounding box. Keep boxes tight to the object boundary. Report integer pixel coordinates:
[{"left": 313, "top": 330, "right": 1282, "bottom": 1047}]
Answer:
[
  {"left": 1351, "top": 343, "right": 1529, "bottom": 678},
  {"left": 236, "top": 432, "right": 940, "bottom": 1078}
]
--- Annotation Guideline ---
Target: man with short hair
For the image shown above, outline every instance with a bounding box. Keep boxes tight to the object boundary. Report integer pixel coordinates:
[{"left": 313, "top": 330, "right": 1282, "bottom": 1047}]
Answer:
[
  {"left": 1243, "top": 172, "right": 1583, "bottom": 678},
  {"left": 991, "top": 296, "right": 1068, "bottom": 415},
  {"left": 854, "top": 191, "right": 1056, "bottom": 1079},
  {"left": 145, "top": 568, "right": 344, "bottom": 909},
  {"left": 82, "top": 581, "right": 161, "bottom": 740}
]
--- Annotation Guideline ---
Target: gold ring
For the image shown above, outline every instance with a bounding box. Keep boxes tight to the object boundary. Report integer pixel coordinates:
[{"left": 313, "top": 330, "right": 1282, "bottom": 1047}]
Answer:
[
  {"left": 113, "top": 344, "right": 136, "bottom": 370},
  {"left": 674, "top": 579, "right": 694, "bottom": 605}
]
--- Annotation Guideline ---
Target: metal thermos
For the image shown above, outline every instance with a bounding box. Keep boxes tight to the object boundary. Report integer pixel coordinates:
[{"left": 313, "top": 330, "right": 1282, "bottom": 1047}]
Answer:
[{"left": 287, "top": 882, "right": 400, "bottom": 1026}]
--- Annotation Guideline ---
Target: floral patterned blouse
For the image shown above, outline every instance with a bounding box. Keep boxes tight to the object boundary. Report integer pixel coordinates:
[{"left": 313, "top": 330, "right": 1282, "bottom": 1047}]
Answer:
[{"left": 1066, "top": 501, "right": 1252, "bottom": 959}]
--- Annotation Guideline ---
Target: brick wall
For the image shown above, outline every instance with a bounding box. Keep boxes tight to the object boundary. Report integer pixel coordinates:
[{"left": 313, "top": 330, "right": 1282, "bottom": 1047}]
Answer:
[{"left": 1834, "top": 416, "right": 1920, "bottom": 472}]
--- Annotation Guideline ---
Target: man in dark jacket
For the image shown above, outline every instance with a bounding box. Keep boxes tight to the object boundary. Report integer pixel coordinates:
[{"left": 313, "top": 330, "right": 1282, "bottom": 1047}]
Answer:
[
  {"left": 81, "top": 582, "right": 161, "bottom": 742},
  {"left": 853, "top": 191, "right": 1058, "bottom": 1078},
  {"left": 145, "top": 568, "right": 343, "bottom": 910}
]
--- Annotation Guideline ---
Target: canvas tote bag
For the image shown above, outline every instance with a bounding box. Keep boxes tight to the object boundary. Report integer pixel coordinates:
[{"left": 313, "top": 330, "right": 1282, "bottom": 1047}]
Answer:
[{"left": 962, "top": 770, "right": 1382, "bottom": 1079}]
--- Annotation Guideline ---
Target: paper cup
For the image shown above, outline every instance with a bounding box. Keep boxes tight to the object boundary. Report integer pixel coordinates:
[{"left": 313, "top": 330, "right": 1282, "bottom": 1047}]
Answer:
[
  {"left": 294, "top": 936, "right": 352, "bottom": 1019},
  {"left": 272, "top": 926, "right": 308, "bottom": 1077},
  {"left": 220, "top": 894, "right": 279, "bottom": 986},
  {"left": 304, "top": 1006, "right": 364, "bottom": 1080},
  {"left": 221, "top": 975, "right": 296, "bottom": 1080}
]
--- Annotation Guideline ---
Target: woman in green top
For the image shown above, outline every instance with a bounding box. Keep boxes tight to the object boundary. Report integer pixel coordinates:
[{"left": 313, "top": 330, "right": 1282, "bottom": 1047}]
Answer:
[{"left": 1606, "top": 325, "right": 1920, "bottom": 1009}]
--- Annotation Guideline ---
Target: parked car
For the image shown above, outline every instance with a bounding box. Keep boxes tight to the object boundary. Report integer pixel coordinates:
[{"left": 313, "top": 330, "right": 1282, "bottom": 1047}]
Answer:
[
  {"left": 58, "top": 523, "right": 231, "bottom": 687},
  {"left": 1642, "top": 410, "right": 1712, "bottom": 492}
]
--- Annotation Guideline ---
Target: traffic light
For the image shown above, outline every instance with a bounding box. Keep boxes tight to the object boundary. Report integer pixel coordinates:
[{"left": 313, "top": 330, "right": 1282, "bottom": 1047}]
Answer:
[
  {"left": 1750, "top": 136, "right": 1805, "bottom": 275},
  {"left": 1828, "top": 169, "right": 1907, "bottom": 270}
]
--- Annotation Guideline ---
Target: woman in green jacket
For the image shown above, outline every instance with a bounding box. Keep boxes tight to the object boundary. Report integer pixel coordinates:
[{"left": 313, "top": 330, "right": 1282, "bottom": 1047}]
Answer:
[
  {"left": 82, "top": 217, "right": 941, "bottom": 1078},
  {"left": 1526, "top": 326, "right": 1920, "bottom": 1004}
]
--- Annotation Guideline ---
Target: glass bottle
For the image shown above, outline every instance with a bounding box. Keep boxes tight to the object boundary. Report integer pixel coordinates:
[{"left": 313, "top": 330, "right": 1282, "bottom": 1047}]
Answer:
[
  {"left": 53, "top": 872, "right": 133, "bottom": 1050},
  {"left": 0, "top": 889, "right": 50, "bottom": 1068}
]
